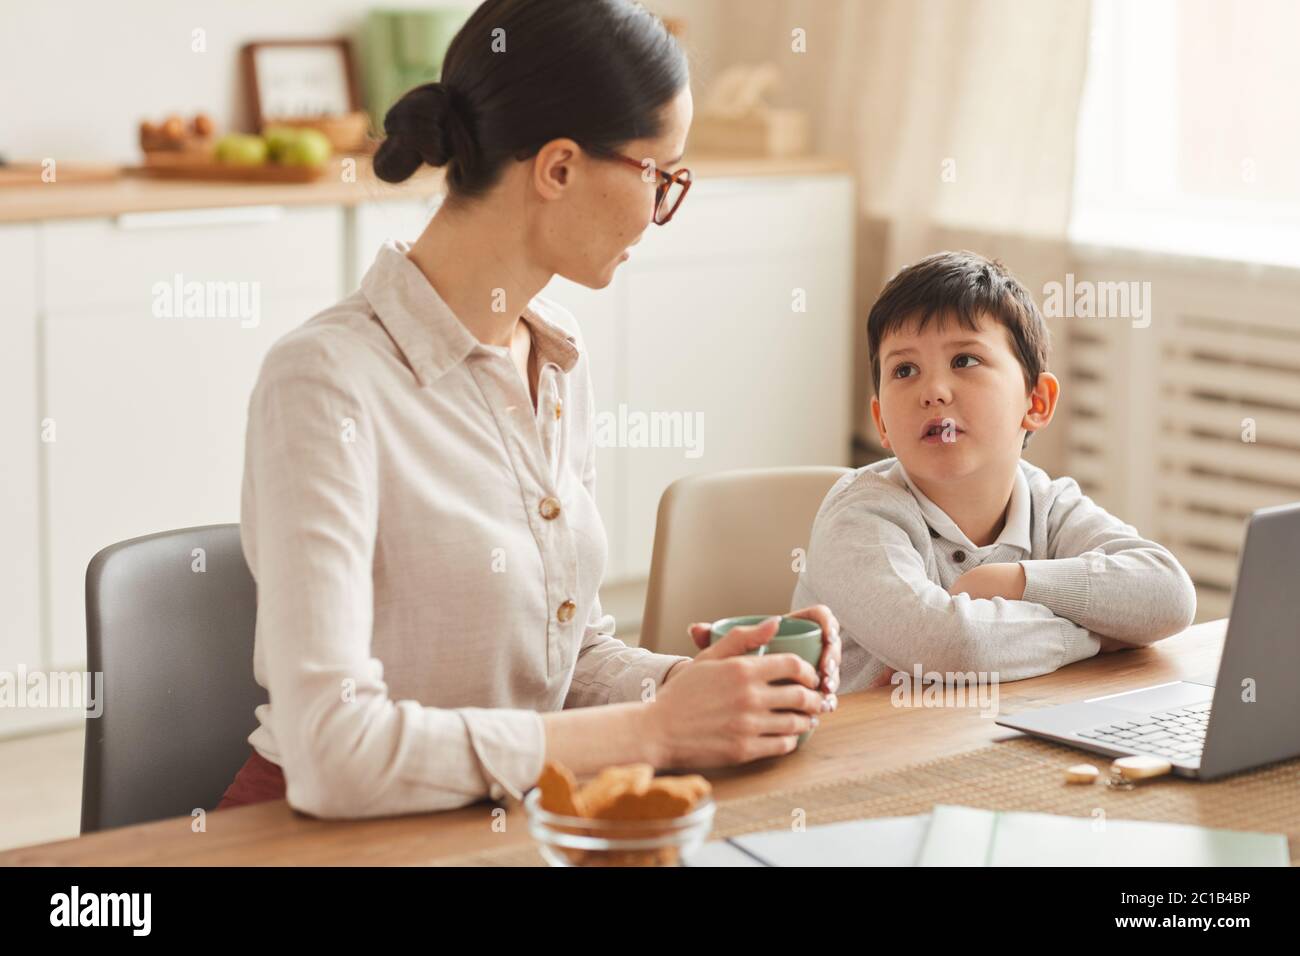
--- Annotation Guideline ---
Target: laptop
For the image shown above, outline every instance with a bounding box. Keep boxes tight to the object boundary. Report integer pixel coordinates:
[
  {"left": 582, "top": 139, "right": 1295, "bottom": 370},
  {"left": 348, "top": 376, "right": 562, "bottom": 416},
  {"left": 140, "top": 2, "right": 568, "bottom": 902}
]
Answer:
[{"left": 996, "top": 502, "right": 1300, "bottom": 780}]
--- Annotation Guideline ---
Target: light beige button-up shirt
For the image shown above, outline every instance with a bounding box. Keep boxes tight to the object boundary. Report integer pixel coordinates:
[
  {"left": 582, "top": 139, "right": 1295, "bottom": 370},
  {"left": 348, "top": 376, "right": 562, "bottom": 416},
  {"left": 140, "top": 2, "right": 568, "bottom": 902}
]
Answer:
[{"left": 240, "top": 239, "right": 690, "bottom": 819}]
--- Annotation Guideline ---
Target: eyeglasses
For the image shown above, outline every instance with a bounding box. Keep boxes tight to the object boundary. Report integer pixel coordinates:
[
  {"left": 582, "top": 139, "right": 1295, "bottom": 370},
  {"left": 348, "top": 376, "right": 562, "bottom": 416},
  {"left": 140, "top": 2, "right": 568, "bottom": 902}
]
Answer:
[{"left": 581, "top": 145, "right": 692, "bottom": 225}]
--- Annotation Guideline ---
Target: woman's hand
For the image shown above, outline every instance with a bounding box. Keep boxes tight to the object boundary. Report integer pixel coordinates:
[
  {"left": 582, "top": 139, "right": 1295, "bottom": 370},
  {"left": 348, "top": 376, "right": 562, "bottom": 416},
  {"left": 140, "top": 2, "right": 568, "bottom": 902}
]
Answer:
[
  {"left": 686, "top": 604, "right": 842, "bottom": 700},
  {"left": 643, "top": 616, "right": 827, "bottom": 768}
]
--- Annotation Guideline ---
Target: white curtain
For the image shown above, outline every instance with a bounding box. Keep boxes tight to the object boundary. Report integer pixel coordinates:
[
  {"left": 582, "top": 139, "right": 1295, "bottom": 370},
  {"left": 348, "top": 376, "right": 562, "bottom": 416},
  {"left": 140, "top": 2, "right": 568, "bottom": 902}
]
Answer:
[{"left": 704, "top": 0, "right": 1092, "bottom": 454}]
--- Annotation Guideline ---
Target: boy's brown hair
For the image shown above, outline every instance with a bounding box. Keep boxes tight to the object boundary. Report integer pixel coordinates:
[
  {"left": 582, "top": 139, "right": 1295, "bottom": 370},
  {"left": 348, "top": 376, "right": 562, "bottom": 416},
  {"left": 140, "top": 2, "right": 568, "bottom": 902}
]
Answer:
[{"left": 867, "top": 250, "right": 1050, "bottom": 398}]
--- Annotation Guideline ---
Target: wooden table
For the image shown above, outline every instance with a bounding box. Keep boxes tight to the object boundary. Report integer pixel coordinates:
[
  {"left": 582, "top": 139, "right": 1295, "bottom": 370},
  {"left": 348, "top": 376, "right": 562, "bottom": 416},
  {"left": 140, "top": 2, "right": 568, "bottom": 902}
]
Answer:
[{"left": 0, "top": 620, "right": 1226, "bottom": 866}]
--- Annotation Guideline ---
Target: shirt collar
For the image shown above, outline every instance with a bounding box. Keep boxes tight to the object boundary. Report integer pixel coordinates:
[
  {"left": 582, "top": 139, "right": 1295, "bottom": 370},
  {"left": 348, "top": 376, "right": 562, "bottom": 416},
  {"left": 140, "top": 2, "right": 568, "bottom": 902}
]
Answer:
[
  {"left": 361, "top": 239, "right": 580, "bottom": 388},
  {"left": 896, "top": 460, "right": 1031, "bottom": 553}
]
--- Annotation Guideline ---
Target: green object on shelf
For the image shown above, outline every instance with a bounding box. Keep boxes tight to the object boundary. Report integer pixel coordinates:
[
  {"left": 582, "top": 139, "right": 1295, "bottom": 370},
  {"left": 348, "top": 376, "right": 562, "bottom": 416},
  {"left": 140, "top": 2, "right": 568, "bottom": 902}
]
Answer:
[{"left": 363, "top": 8, "right": 470, "bottom": 133}]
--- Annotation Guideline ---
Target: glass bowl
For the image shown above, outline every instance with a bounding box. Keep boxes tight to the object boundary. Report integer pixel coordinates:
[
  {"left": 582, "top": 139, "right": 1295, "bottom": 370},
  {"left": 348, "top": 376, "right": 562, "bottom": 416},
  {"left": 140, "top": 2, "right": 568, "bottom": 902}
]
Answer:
[{"left": 523, "top": 787, "right": 716, "bottom": 867}]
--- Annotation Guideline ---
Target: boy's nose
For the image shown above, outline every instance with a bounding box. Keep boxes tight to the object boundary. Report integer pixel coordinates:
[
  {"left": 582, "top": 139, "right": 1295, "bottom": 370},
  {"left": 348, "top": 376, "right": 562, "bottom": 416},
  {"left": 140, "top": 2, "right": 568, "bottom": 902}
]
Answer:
[{"left": 921, "top": 382, "right": 953, "bottom": 406}]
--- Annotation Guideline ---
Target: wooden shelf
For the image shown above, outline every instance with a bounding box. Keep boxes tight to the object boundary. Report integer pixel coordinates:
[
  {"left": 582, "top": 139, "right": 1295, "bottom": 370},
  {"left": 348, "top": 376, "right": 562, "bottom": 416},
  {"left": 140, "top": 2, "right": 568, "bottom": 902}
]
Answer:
[{"left": 0, "top": 154, "right": 852, "bottom": 224}]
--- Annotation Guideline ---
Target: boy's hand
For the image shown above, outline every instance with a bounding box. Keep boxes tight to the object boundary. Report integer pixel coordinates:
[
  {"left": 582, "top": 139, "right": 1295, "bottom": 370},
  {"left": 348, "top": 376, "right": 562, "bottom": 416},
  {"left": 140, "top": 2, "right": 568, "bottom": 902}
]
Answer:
[
  {"left": 1096, "top": 635, "right": 1133, "bottom": 652},
  {"left": 948, "top": 562, "right": 1026, "bottom": 601}
]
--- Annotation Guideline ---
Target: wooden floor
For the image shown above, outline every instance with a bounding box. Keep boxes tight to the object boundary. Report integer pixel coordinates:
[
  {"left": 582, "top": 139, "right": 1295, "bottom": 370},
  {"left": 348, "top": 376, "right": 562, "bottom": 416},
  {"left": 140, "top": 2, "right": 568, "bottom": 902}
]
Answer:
[{"left": 0, "top": 727, "right": 83, "bottom": 852}]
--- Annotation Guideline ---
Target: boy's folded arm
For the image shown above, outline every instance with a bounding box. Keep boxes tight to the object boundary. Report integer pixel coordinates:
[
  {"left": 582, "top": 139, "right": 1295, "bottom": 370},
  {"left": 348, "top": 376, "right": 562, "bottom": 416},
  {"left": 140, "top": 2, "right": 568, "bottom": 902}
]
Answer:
[
  {"left": 1020, "top": 478, "right": 1197, "bottom": 645},
  {"left": 808, "top": 494, "right": 1099, "bottom": 684}
]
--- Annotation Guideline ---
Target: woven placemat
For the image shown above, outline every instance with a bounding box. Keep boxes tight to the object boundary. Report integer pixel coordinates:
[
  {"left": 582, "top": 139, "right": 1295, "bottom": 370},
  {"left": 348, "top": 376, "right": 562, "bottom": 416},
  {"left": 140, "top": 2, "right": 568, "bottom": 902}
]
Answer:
[{"left": 442, "top": 737, "right": 1300, "bottom": 866}]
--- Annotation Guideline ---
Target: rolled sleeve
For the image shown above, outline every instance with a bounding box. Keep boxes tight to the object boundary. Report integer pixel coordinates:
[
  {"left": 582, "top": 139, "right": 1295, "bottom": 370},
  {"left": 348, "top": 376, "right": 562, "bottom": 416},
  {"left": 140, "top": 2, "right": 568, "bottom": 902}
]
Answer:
[
  {"left": 459, "top": 709, "right": 547, "bottom": 802},
  {"left": 564, "top": 598, "right": 691, "bottom": 708}
]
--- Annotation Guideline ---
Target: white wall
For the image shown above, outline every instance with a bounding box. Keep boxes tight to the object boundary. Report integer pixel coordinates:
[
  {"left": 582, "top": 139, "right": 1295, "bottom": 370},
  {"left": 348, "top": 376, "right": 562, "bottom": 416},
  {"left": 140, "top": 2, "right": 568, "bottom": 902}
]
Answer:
[{"left": 0, "top": 0, "right": 716, "bottom": 165}]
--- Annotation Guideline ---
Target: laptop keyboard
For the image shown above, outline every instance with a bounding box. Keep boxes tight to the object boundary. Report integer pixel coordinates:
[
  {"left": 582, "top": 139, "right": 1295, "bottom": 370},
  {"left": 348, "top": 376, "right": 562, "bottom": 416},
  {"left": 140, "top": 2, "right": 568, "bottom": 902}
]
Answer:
[{"left": 1075, "top": 701, "right": 1212, "bottom": 762}]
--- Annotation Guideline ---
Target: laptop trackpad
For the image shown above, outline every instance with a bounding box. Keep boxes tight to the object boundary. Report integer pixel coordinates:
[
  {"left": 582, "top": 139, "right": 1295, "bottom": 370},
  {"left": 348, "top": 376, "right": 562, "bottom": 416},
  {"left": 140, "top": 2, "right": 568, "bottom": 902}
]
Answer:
[{"left": 1086, "top": 682, "right": 1214, "bottom": 714}]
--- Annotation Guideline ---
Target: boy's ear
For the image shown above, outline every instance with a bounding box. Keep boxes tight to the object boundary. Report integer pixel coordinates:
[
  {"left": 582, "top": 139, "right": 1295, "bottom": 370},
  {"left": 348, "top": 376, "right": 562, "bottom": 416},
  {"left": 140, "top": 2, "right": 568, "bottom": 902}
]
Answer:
[
  {"left": 1023, "top": 372, "right": 1060, "bottom": 437},
  {"left": 870, "top": 395, "right": 892, "bottom": 450}
]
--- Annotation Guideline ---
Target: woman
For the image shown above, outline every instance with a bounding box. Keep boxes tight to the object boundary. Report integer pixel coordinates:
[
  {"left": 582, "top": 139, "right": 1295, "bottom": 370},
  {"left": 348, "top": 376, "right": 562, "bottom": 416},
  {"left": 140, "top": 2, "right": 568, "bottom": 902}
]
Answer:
[{"left": 217, "top": 0, "right": 840, "bottom": 819}]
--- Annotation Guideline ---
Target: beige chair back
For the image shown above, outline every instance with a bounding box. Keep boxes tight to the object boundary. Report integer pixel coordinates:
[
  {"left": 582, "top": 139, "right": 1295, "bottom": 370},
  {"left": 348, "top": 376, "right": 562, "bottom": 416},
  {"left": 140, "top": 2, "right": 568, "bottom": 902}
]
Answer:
[{"left": 638, "top": 466, "right": 853, "bottom": 657}]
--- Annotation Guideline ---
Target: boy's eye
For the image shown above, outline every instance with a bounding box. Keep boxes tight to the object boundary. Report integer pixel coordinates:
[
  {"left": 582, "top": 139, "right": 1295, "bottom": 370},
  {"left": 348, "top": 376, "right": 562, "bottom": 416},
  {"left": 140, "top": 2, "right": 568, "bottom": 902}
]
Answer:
[
  {"left": 892, "top": 363, "right": 916, "bottom": 379},
  {"left": 953, "top": 353, "right": 982, "bottom": 369}
]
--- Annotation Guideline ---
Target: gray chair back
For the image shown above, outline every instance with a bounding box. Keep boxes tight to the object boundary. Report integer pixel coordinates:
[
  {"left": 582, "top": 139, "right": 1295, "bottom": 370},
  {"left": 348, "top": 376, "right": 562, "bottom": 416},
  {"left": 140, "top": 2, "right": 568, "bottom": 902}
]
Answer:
[{"left": 82, "top": 523, "right": 265, "bottom": 832}]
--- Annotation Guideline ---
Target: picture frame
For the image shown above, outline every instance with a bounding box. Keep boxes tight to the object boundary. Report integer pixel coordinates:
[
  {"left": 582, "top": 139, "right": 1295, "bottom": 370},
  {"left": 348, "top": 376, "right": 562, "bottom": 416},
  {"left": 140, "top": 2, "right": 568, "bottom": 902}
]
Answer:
[{"left": 241, "top": 38, "right": 362, "bottom": 129}]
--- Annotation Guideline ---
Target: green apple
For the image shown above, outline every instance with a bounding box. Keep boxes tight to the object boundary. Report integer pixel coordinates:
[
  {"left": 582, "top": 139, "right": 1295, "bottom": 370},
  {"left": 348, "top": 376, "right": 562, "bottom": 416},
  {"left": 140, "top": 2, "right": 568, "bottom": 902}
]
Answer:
[
  {"left": 262, "top": 126, "right": 299, "bottom": 163},
  {"left": 214, "top": 133, "right": 268, "bottom": 166},
  {"left": 277, "top": 128, "right": 332, "bottom": 168}
]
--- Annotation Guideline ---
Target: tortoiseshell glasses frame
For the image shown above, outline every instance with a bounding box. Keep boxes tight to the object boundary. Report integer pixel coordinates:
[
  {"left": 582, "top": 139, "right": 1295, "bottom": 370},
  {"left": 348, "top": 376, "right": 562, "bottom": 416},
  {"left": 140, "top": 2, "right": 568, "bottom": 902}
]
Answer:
[{"left": 582, "top": 145, "right": 693, "bottom": 225}]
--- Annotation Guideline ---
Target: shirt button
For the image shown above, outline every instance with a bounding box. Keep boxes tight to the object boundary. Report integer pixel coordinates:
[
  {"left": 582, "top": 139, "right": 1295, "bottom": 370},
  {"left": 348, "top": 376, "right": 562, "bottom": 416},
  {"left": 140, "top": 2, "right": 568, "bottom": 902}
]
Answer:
[
  {"left": 557, "top": 600, "right": 576, "bottom": 623},
  {"left": 952, "top": 550, "right": 967, "bottom": 563},
  {"left": 539, "top": 496, "right": 562, "bottom": 520}
]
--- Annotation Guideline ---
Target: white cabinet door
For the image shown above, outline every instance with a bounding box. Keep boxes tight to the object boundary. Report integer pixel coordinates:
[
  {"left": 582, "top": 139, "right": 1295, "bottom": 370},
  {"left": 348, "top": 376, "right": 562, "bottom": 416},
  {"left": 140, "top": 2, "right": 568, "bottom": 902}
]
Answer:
[
  {"left": 632, "top": 175, "right": 854, "bottom": 264},
  {"left": 619, "top": 249, "right": 852, "bottom": 579},
  {"left": 41, "top": 205, "right": 342, "bottom": 312},
  {"left": 41, "top": 208, "right": 344, "bottom": 669},
  {"left": 544, "top": 175, "right": 855, "bottom": 583},
  {"left": 351, "top": 198, "right": 442, "bottom": 286},
  {"left": 0, "top": 225, "right": 41, "bottom": 677}
]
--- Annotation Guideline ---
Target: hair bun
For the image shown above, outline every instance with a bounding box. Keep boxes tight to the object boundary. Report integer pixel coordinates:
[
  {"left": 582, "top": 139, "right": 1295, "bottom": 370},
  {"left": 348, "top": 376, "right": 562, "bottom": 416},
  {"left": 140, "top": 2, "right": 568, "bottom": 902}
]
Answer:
[{"left": 373, "top": 81, "right": 478, "bottom": 183}]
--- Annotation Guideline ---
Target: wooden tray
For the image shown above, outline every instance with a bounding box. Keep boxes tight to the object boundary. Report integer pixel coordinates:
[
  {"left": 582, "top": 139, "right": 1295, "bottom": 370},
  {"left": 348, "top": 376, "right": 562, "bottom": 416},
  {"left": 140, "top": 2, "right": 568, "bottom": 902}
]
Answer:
[{"left": 130, "top": 155, "right": 331, "bottom": 184}]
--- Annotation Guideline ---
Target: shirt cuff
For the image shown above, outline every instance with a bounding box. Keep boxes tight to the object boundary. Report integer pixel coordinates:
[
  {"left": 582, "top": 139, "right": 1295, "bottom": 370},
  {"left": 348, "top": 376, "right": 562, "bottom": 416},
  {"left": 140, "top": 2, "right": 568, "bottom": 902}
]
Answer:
[
  {"left": 611, "top": 650, "right": 693, "bottom": 704},
  {"left": 1020, "top": 557, "right": 1092, "bottom": 622},
  {"left": 458, "top": 708, "right": 546, "bottom": 803},
  {"left": 1058, "top": 620, "right": 1101, "bottom": 666}
]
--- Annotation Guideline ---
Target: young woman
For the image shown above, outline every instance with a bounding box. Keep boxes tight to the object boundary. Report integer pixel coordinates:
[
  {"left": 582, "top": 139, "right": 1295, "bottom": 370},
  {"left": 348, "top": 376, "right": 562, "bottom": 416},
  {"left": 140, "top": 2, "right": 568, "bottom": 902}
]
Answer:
[{"left": 217, "top": 0, "right": 840, "bottom": 819}]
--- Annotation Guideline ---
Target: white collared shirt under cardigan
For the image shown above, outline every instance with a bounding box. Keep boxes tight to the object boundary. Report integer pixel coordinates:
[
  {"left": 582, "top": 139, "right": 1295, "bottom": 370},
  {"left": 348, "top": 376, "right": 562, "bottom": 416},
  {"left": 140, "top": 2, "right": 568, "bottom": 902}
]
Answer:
[{"left": 240, "top": 239, "right": 691, "bottom": 819}]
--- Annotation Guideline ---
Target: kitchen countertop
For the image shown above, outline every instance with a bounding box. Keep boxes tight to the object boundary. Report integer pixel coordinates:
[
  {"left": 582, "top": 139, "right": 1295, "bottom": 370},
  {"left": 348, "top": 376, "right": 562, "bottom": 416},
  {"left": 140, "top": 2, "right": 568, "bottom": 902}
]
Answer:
[{"left": 0, "top": 154, "right": 852, "bottom": 223}]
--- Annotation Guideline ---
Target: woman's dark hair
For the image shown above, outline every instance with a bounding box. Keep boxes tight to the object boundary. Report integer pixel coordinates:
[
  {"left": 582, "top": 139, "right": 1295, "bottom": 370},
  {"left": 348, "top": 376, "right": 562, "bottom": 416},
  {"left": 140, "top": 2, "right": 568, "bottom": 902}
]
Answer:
[{"left": 373, "top": 0, "right": 689, "bottom": 199}]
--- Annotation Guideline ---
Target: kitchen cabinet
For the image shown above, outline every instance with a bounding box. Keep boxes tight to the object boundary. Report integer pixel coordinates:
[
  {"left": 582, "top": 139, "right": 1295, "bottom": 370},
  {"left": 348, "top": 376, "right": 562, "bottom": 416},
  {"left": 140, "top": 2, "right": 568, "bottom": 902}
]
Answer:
[
  {"left": 542, "top": 174, "right": 855, "bottom": 580},
  {"left": 1, "top": 167, "right": 854, "bottom": 710},
  {"left": 349, "top": 197, "right": 441, "bottom": 288},
  {"left": 40, "top": 206, "right": 344, "bottom": 669}
]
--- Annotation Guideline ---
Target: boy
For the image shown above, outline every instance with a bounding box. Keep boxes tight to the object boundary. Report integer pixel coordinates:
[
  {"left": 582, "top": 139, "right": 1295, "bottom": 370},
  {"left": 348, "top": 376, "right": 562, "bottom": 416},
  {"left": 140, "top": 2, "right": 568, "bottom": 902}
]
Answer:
[{"left": 792, "top": 251, "right": 1196, "bottom": 693}]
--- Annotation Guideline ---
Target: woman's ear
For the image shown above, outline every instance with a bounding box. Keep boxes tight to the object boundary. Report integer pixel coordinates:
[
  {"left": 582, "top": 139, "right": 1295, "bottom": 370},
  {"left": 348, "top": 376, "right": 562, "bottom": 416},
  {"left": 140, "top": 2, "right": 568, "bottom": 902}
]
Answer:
[
  {"left": 530, "top": 138, "right": 581, "bottom": 201},
  {"left": 870, "top": 395, "right": 892, "bottom": 450},
  {"left": 1023, "top": 371, "right": 1060, "bottom": 437}
]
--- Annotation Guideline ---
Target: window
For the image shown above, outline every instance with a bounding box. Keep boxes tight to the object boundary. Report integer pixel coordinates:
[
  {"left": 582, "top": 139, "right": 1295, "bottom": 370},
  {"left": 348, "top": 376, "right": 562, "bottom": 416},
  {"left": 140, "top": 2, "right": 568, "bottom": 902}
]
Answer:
[{"left": 1071, "top": 0, "right": 1300, "bottom": 267}]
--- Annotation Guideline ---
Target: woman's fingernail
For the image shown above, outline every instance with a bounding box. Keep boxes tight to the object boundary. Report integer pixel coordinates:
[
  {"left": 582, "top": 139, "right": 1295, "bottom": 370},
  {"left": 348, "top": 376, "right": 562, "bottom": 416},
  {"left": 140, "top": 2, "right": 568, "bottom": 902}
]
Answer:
[
  {"left": 811, "top": 717, "right": 820, "bottom": 727},
  {"left": 821, "top": 696, "right": 832, "bottom": 713}
]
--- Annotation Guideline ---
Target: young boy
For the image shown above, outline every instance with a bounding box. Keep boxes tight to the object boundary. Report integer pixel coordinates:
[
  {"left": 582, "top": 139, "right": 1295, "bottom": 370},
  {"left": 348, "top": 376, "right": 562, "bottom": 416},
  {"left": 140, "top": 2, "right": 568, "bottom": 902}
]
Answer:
[{"left": 792, "top": 251, "right": 1197, "bottom": 693}]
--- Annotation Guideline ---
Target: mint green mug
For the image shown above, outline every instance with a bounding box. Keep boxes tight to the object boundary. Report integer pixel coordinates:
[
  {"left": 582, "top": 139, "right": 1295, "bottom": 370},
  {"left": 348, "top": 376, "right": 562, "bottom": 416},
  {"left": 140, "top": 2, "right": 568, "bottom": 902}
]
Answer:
[{"left": 708, "top": 615, "right": 823, "bottom": 747}]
